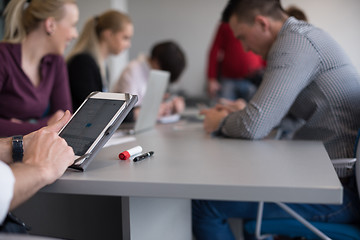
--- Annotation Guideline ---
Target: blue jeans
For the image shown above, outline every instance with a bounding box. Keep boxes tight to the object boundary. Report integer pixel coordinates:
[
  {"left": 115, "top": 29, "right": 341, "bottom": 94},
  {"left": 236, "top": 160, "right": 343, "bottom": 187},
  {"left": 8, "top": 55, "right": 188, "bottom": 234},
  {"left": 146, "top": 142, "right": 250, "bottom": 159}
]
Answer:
[
  {"left": 219, "top": 78, "right": 257, "bottom": 102},
  {"left": 192, "top": 184, "right": 360, "bottom": 240}
]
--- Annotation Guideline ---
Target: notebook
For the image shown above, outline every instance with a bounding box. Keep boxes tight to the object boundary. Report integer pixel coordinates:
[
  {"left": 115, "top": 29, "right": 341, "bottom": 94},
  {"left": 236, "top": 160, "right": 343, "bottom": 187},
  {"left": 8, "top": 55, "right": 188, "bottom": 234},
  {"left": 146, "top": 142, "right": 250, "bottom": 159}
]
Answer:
[{"left": 119, "top": 69, "right": 170, "bottom": 134}]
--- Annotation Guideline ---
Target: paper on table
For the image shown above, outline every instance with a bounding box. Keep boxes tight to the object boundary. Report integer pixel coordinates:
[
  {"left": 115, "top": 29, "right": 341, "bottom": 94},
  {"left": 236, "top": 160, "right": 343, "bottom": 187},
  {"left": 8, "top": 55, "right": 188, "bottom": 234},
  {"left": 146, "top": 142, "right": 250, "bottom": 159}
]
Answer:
[
  {"left": 103, "top": 131, "right": 136, "bottom": 148},
  {"left": 158, "top": 113, "right": 181, "bottom": 124}
]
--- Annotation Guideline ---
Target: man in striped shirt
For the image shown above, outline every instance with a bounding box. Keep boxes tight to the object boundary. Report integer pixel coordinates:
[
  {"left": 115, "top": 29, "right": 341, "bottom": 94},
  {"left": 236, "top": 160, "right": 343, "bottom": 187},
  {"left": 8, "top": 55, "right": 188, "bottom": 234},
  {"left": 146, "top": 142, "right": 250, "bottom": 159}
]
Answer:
[{"left": 194, "top": 0, "right": 360, "bottom": 239}]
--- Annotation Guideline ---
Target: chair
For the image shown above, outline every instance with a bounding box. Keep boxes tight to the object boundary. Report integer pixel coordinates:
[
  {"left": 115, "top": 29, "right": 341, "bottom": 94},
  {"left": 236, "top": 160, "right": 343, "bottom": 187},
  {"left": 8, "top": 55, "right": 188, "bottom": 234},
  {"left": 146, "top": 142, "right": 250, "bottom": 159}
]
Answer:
[
  {"left": 244, "top": 219, "right": 360, "bottom": 240},
  {"left": 244, "top": 136, "right": 360, "bottom": 240}
]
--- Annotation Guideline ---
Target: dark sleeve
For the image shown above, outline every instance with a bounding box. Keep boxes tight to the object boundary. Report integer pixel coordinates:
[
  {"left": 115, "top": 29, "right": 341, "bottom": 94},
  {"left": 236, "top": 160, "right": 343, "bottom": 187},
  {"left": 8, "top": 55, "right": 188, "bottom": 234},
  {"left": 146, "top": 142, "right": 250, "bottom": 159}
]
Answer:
[
  {"left": 0, "top": 118, "right": 46, "bottom": 137},
  {"left": 67, "top": 54, "right": 103, "bottom": 111}
]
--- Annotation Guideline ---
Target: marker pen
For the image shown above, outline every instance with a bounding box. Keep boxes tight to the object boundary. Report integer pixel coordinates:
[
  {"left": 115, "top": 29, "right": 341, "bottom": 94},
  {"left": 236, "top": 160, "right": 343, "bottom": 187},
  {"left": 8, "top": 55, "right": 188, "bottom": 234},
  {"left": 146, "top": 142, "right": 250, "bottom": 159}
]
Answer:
[
  {"left": 119, "top": 146, "right": 143, "bottom": 160},
  {"left": 133, "top": 151, "right": 154, "bottom": 162}
]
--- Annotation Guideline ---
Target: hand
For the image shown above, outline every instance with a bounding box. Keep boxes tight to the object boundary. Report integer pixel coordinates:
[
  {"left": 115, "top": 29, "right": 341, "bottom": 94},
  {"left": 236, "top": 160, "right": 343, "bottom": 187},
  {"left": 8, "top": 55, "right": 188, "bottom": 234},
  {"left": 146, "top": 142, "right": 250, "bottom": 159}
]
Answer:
[
  {"left": 24, "top": 110, "right": 71, "bottom": 147},
  {"left": 47, "top": 110, "right": 66, "bottom": 126},
  {"left": 172, "top": 96, "right": 185, "bottom": 114},
  {"left": 10, "top": 118, "right": 23, "bottom": 124},
  {"left": 200, "top": 108, "right": 229, "bottom": 133},
  {"left": 22, "top": 110, "right": 75, "bottom": 184},
  {"left": 208, "top": 79, "right": 221, "bottom": 98},
  {"left": 133, "top": 107, "right": 141, "bottom": 120},
  {"left": 158, "top": 101, "right": 173, "bottom": 117},
  {"left": 22, "top": 129, "right": 75, "bottom": 184},
  {"left": 234, "top": 99, "right": 247, "bottom": 110},
  {"left": 216, "top": 98, "right": 247, "bottom": 113}
]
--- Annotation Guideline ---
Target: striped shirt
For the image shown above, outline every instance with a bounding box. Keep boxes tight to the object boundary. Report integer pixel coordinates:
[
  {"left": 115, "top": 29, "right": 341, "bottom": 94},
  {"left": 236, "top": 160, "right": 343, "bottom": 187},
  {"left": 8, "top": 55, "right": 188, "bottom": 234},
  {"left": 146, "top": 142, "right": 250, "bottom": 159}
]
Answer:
[{"left": 221, "top": 17, "right": 360, "bottom": 159}]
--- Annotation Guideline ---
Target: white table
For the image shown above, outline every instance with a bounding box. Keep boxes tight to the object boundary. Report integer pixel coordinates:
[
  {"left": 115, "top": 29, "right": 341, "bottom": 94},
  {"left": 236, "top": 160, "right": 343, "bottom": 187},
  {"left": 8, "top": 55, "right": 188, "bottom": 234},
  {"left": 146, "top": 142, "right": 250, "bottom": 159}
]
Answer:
[{"left": 14, "top": 121, "right": 342, "bottom": 240}]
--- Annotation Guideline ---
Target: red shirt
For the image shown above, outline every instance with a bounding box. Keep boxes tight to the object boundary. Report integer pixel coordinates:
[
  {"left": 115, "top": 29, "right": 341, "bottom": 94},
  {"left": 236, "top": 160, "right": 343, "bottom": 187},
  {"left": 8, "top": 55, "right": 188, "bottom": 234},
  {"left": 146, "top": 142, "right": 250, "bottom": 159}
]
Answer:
[{"left": 207, "top": 22, "right": 265, "bottom": 80}]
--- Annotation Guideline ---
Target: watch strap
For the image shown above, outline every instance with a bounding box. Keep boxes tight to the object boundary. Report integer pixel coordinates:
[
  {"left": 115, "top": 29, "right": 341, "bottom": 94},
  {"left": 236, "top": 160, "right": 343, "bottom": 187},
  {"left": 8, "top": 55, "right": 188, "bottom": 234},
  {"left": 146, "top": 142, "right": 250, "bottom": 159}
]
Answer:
[{"left": 12, "top": 135, "right": 24, "bottom": 162}]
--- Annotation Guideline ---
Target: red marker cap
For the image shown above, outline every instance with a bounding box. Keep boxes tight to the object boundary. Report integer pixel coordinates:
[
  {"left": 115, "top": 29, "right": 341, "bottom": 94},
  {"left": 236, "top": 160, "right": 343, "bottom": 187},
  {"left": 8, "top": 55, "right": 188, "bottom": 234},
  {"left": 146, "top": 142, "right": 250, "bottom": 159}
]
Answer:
[
  {"left": 119, "top": 151, "right": 130, "bottom": 160},
  {"left": 118, "top": 146, "right": 143, "bottom": 160}
]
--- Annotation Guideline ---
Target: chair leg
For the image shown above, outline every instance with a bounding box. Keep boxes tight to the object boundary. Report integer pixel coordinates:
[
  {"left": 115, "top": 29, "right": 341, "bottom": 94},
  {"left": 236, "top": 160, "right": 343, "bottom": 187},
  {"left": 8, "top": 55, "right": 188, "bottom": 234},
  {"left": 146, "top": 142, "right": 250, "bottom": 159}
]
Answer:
[{"left": 274, "top": 202, "right": 331, "bottom": 240}]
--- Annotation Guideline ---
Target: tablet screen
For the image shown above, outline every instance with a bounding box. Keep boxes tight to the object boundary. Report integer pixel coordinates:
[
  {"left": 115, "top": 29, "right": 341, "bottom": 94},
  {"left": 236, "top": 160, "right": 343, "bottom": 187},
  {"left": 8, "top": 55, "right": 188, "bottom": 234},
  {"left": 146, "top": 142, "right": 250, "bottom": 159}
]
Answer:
[{"left": 60, "top": 98, "right": 125, "bottom": 156}]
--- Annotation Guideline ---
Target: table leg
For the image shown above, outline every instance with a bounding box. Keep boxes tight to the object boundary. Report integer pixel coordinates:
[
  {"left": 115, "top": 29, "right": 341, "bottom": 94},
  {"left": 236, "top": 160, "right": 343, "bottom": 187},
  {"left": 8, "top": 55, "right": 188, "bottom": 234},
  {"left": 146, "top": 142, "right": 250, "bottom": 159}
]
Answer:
[{"left": 122, "top": 197, "right": 192, "bottom": 240}]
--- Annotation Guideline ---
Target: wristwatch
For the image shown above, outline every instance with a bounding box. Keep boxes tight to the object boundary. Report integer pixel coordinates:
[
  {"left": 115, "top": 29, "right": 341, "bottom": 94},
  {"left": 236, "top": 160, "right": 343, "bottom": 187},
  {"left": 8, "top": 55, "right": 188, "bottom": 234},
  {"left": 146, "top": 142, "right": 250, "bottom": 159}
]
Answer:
[{"left": 12, "top": 135, "right": 24, "bottom": 162}]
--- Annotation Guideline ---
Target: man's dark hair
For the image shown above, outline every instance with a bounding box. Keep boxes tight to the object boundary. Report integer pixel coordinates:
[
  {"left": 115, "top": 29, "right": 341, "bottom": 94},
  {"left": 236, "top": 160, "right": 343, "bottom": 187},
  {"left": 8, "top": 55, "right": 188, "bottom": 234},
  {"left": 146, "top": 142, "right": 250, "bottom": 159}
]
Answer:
[
  {"left": 150, "top": 41, "right": 186, "bottom": 83},
  {"left": 232, "top": 0, "right": 286, "bottom": 23},
  {"left": 221, "top": 0, "right": 239, "bottom": 23}
]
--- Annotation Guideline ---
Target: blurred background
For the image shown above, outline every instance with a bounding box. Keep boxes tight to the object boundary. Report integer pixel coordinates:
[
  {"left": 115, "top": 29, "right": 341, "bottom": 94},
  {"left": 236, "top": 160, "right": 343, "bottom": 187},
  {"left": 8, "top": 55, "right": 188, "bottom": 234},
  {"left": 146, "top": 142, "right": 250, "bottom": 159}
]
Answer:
[{"left": 1, "top": 0, "right": 359, "bottom": 100}]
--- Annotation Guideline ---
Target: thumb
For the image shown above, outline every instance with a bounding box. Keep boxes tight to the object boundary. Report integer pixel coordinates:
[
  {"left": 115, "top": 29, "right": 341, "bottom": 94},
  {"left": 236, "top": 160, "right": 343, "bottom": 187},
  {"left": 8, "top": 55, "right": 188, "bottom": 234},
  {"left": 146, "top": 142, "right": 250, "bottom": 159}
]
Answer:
[{"left": 46, "top": 110, "right": 71, "bottom": 133}]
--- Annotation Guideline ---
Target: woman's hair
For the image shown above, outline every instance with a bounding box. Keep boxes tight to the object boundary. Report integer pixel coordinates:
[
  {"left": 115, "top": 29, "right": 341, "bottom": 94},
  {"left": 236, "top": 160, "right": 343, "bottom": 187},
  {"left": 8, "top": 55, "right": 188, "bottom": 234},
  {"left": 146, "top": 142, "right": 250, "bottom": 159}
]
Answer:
[
  {"left": 3, "top": 0, "right": 77, "bottom": 43},
  {"left": 67, "top": 10, "right": 131, "bottom": 77},
  {"left": 286, "top": 5, "right": 308, "bottom": 22}
]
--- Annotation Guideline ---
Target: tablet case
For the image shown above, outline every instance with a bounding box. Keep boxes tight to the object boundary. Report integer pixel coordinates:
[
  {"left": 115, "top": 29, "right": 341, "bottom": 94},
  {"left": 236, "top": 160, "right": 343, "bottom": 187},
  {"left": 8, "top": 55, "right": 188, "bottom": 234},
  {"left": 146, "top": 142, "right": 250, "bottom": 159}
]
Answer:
[{"left": 68, "top": 92, "right": 138, "bottom": 171}]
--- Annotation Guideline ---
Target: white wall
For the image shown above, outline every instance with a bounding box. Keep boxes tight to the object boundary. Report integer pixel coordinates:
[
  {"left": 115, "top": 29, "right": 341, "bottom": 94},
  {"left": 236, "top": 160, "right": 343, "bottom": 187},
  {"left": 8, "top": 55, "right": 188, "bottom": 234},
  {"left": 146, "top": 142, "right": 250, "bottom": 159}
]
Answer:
[
  {"left": 108, "top": 0, "right": 129, "bottom": 87},
  {"left": 128, "top": 0, "right": 360, "bottom": 98},
  {"left": 128, "top": 0, "right": 228, "bottom": 97}
]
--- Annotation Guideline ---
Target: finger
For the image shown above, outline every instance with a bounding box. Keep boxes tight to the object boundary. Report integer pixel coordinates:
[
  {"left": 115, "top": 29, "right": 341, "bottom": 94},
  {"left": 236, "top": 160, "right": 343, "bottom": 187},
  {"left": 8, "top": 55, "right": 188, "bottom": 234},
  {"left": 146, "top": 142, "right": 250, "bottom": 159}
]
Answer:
[
  {"left": 58, "top": 137, "right": 75, "bottom": 166},
  {"left": 214, "top": 104, "right": 223, "bottom": 109},
  {"left": 224, "top": 105, "right": 234, "bottom": 113},
  {"left": 46, "top": 110, "right": 71, "bottom": 133},
  {"left": 11, "top": 118, "right": 23, "bottom": 124}
]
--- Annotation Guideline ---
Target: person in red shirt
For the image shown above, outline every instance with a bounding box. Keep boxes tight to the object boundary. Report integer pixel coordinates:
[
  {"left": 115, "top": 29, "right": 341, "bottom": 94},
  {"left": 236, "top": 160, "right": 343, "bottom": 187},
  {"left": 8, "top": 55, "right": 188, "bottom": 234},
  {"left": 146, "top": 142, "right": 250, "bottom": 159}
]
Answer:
[{"left": 207, "top": 0, "right": 265, "bottom": 101}]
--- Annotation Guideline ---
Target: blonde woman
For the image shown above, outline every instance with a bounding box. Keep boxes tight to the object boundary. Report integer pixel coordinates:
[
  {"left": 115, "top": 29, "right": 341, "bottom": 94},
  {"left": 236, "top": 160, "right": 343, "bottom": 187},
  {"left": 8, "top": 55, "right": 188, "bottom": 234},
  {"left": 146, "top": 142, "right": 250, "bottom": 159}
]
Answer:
[
  {"left": 0, "top": 0, "right": 78, "bottom": 137},
  {"left": 67, "top": 10, "right": 133, "bottom": 110}
]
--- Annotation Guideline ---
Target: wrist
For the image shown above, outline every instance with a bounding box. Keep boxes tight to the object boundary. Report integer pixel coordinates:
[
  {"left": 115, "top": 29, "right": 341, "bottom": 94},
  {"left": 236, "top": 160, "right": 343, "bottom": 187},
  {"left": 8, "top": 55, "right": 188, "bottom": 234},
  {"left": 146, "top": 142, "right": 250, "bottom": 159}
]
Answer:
[
  {"left": 0, "top": 137, "right": 13, "bottom": 164},
  {"left": 212, "top": 115, "right": 228, "bottom": 137},
  {"left": 22, "top": 160, "right": 52, "bottom": 185}
]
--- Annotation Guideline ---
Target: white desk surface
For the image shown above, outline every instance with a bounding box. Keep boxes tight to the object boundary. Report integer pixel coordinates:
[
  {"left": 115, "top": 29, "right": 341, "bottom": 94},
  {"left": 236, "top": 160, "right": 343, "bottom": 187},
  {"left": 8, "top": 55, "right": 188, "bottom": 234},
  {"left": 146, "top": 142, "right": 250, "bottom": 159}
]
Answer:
[{"left": 43, "top": 121, "right": 343, "bottom": 204}]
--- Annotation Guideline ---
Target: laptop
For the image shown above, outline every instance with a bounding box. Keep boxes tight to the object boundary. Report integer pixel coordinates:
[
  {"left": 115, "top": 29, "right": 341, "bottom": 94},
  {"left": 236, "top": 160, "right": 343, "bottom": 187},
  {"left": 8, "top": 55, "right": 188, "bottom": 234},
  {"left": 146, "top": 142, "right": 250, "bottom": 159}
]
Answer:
[{"left": 119, "top": 69, "right": 170, "bottom": 134}]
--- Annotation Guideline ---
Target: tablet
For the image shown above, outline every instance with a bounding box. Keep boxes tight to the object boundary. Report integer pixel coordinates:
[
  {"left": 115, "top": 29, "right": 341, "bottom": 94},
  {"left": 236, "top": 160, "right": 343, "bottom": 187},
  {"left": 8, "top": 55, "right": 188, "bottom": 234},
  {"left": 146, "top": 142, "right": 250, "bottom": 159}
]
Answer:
[{"left": 59, "top": 92, "right": 138, "bottom": 171}]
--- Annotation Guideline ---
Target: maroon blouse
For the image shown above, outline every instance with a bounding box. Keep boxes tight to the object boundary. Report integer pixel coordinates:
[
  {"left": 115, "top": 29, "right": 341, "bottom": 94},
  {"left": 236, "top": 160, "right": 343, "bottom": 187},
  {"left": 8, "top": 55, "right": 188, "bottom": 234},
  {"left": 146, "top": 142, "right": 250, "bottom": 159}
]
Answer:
[{"left": 0, "top": 43, "right": 72, "bottom": 137}]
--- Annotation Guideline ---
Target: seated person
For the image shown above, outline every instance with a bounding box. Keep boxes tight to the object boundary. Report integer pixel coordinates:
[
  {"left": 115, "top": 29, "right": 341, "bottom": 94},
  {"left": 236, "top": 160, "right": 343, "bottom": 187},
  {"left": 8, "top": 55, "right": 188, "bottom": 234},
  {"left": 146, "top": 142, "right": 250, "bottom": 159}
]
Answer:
[
  {"left": 195, "top": 0, "right": 360, "bottom": 239},
  {"left": 112, "top": 41, "right": 186, "bottom": 121},
  {"left": 207, "top": 0, "right": 265, "bottom": 101},
  {"left": 0, "top": 0, "right": 76, "bottom": 137},
  {"left": 67, "top": 10, "right": 133, "bottom": 111}
]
